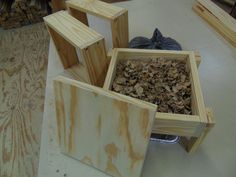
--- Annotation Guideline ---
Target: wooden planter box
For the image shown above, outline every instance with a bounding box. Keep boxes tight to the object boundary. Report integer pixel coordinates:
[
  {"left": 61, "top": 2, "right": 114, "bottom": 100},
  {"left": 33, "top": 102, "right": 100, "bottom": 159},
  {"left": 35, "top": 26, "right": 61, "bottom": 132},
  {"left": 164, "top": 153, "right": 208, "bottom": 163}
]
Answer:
[{"left": 104, "top": 48, "right": 214, "bottom": 152}]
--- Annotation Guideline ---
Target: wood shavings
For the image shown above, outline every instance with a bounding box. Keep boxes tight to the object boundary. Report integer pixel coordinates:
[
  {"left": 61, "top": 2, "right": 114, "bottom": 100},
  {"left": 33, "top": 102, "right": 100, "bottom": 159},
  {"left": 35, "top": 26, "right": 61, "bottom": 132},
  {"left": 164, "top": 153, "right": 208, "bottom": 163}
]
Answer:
[{"left": 112, "top": 58, "right": 192, "bottom": 115}]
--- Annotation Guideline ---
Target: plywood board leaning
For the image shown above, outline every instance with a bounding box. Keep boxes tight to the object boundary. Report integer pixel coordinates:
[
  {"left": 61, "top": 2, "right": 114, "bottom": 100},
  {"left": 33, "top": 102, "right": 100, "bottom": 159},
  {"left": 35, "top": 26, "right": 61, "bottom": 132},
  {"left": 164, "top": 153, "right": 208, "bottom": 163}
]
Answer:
[
  {"left": 66, "top": 0, "right": 129, "bottom": 48},
  {"left": 53, "top": 76, "right": 157, "bottom": 177},
  {"left": 44, "top": 11, "right": 109, "bottom": 87},
  {"left": 193, "top": 0, "right": 236, "bottom": 48}
]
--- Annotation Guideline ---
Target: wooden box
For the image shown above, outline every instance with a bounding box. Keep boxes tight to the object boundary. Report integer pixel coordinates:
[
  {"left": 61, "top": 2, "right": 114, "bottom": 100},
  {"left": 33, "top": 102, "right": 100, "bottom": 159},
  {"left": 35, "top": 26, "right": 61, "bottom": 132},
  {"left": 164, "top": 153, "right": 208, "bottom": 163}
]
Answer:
[
  {"left": 44, "top": 11, "right": 109, "bottom": 87},
  {"left": 66, "top": 0, "right": 129, "bottom": 48},
  {"left": 104, "top": 48, "right": 214, "bottom": 153}
]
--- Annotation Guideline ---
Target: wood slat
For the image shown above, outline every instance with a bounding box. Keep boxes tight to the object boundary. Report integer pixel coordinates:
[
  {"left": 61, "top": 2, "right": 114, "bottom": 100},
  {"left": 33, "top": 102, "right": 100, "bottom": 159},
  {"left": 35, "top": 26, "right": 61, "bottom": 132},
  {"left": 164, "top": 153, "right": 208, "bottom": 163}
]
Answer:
[
  {"left": 193, "top": 0, "right": 236, "bottom": 47},
  {"left": 44, "top": 11, "right": 103, "bottom": 49},
  {"left": 66, "top": 0, "right": 127, "bottom": 20}
]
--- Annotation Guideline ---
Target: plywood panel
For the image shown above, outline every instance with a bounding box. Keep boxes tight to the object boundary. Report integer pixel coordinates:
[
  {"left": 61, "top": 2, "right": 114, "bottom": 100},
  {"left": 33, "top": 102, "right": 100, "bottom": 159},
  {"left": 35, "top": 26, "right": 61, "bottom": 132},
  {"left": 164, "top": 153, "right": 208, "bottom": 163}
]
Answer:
[{"left": 54, "top": 76, "right": 157, "bottom": 177}]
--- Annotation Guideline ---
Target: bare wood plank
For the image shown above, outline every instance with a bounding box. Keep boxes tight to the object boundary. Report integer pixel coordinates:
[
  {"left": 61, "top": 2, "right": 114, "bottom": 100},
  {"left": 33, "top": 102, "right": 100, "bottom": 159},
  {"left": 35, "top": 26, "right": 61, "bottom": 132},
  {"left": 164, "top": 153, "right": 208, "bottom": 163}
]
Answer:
[
  {"left": 81, "top": 39, "right": 109, "bottom": 87},
  {"left": 66, "top": 0, "right": 127, "bottom": 20},
  {"left": 193, "top": 0, "right": 236, "bottom": 47},
  {"left": 153, "top": 113, "right": 203, "bottom": 137},
  {"left": 111, "top": 10, "right": 129, "bottom": 48},
  {"left": 68, "top": 7, "right": 89, "bottom": 26},
  {"left": 53, "top": 76, "right": 157, "bottom": 177},
  {"left": 180, "top": 108, "right": 215, "bottom": 153},
  {"left": 43, "top": 11, "right": 104, "bottom": 49},
  {"left": 47, "top": 26, "right": 79, "bottom": 69}
]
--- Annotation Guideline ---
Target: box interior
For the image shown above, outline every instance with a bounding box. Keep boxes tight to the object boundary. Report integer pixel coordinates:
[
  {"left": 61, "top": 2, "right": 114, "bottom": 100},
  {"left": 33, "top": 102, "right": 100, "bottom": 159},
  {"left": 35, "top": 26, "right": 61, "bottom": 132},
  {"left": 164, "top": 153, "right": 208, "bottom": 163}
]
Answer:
[{"left": 106, "top": 50, "right": 200, "bottom": 118}]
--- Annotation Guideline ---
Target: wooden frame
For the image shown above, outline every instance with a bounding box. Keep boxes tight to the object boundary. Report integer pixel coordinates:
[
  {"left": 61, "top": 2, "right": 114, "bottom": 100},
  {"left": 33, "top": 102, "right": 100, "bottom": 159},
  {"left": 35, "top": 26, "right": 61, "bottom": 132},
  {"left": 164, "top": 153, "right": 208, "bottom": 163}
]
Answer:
[
  {"left": 66, "top": 0, "right": 129, "bottom": 48},
  {"left": 104, "top": 48, "right": 215, "bottom": 153},
  {"left": 43, "top": 11, "right": 109, "bottom": 87},
  {"left": 193, "top": 0, "right": 236, "bottom": 48}
]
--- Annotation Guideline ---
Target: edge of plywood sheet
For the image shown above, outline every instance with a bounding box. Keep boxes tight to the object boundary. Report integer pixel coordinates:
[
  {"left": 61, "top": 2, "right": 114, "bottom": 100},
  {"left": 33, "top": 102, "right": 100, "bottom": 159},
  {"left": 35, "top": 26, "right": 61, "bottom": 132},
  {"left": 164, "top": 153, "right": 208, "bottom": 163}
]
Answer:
[
  {"left": 193, "top": 0, "right": 236, "bottom": 47},
  {"left": 53, "top": 75, "right": 157, "bottom": 177}
]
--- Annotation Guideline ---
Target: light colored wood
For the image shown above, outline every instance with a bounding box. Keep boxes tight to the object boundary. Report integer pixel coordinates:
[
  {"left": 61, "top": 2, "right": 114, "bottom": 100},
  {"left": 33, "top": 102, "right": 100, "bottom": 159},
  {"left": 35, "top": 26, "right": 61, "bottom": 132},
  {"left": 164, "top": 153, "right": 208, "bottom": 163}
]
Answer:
[
  {"left": 180, "top": 108, "right": 215, "bottom": 153},
  {"left": 53, "top": 76, "right": 157, "bottom": 177},
  {"left": 111, "top": 10, "right": 129, "bottom": 48},
  {"left": 153, "top": 113, "right": 203, "bottom": 137},
  {"left": 47, "top": 26, "right": 79, "bottom": 69},
  {"left": 0, "top": 23, "right": 49, "bottom": 177},
  {"left": 44, "top": 11, "right": 109, "bottom": 86},
  {"left": 81, "top": 39, "right": 109, "bottom": 87},
  {"left": 107, "top": 49, "right": 202, "bottom": 66},
  {"left": 188, "top": 52, "right": 208, "bottom": 123},
  {"left": 193, "top": 0, "right": 236, "bottom": 47},
  {"left": 103, "top": 48, "right": 207, "bottom": 139},
  {"left": 64, "top": 64, "right": 92, "bottom": 83},
  {"left": 43, "top": 11, "right": 103, "bottom": 49},
  {"left": 68, "top": 7, "right": 89, "bottom": 25},
  {"left": 66, "top": 0, "right": 129, "bottom": 48},
  {"left": 66, "top": 0, "right": 127, "bottom": 20}
]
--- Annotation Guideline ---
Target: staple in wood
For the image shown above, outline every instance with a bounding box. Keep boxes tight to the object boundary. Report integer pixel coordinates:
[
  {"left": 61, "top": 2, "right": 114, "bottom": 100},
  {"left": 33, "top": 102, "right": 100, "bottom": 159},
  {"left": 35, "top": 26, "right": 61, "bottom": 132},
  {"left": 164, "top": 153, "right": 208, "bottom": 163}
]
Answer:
[{"left": 112, "top": 58, "right": 192, "bottom": 114}]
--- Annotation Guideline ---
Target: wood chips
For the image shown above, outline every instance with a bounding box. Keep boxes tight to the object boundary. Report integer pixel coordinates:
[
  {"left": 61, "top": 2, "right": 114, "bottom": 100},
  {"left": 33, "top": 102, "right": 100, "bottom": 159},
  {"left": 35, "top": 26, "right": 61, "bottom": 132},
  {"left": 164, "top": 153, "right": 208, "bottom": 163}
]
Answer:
[{"left": 112, "top": 58, "right": 192, "bottom": 115}]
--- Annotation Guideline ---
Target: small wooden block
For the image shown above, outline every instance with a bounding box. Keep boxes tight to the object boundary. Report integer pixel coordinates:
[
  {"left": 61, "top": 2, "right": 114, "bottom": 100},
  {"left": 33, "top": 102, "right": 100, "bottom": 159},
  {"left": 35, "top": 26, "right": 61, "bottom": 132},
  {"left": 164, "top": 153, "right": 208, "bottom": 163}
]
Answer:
[
  {"left": 54, "top": 76, "right": 157, "bottom": 177},
  {"left": 66, "top": 0, "right": 129, "bottom": 48}
]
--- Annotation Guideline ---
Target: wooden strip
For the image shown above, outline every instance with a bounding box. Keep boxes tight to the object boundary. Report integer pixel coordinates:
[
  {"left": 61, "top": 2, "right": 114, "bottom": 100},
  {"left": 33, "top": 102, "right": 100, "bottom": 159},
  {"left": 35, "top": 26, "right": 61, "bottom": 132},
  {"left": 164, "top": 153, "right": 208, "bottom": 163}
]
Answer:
[
  {"left": 111, "top": 10, "right": 129, "bottom": 48},
  {"left": 44, "top": 11, "right": 103, "bottom": 49},
  {"left": 153, "top": 112, "right": 203, "bottom": 137},
  {"left": 193, "top": 0, "right": 236, "bottom": 47},
  {"left": 68, "top": 7, "right": 89, "bottom": 25},
  {"left": 81, "top": 39, "right": 109, "bottom": 87},
  {"left": 188, "top": 52, "right": 208, "bottom": 123},
  {"left": 107, "top": 49, "right": 202, "bottom": 66},
  {"left": 47, "top": 26, "right": 79, "bottom": 69},
  {"left": 53, "top": 76, "right": 157, "bottom": 177},
  {"left": 66, "top": 0, "right": 127, "bottom": 20},
  {"left": 180, "top": 108, "right": 215, "bottom": 153}
]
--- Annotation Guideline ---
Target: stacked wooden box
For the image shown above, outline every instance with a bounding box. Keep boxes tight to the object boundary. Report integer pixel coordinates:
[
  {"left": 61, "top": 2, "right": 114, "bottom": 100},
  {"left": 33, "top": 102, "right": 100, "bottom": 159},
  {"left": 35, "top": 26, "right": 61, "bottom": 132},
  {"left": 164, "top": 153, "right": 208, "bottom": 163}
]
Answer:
[
  {"left": 0, "top": 0, "right": 49, "bottom": 29},
  {"left": 44, "top": 1, "right": 215, "bottom": 177}
]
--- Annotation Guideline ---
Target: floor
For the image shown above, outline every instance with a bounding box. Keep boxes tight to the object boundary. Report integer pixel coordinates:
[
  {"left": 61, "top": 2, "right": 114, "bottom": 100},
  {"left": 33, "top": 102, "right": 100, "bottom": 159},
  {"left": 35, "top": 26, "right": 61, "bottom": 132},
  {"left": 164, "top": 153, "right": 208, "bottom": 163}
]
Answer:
[{"left": 0, "top": 23, "right": 49, "bottom": 177}]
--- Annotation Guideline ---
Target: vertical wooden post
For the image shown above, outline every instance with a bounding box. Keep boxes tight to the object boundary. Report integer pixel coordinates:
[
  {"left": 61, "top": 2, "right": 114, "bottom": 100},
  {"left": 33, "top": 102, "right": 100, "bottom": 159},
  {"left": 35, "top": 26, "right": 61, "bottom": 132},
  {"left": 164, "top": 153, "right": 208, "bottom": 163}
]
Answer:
[
  {"left": 111, "top": 10, "right": 129, "bottom": 48},
  {"left": 180, "top": 108, "right": 215, "bottom": 154},
  {"left": 47, "top": 26, "right": 79, "bottom": 69}
]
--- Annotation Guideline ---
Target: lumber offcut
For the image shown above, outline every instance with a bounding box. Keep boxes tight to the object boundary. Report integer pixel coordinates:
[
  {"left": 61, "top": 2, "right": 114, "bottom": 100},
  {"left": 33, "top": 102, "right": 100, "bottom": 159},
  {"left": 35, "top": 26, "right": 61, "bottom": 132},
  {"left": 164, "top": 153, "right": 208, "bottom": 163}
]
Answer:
[{"left": 193, "top": 0, "right": 236, "bottom": 48}]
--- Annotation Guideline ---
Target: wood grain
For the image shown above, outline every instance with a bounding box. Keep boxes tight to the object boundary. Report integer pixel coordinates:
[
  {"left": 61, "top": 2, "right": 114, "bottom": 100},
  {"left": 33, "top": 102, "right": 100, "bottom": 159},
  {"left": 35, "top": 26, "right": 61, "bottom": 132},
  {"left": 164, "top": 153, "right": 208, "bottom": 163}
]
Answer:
[
  {"left": 103, "top": 48, "right": 207, "bottom": 137},
  {"left": 0, "top": 23, "right": 49, "bottom": 177},
  {"left": 44, "top": 11, "right": 109, "bottom": 86},
  {"left": 193, "top": 0, "right": 236, "bottom": 47},
  {"left": 111, "top": 10, "right": 129, "bottom": 48},
  {"left": 53, "top": 76, "right": 157, "bottom": 177},
  {"left": 66, "top": 0, "right": 127, "bottom": 20},
  {"left": 43, "top": 11, "right": 104, "bottom": 49},
  {"left": 67, "top": 0, "right": 129, "bottom": 48}
]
